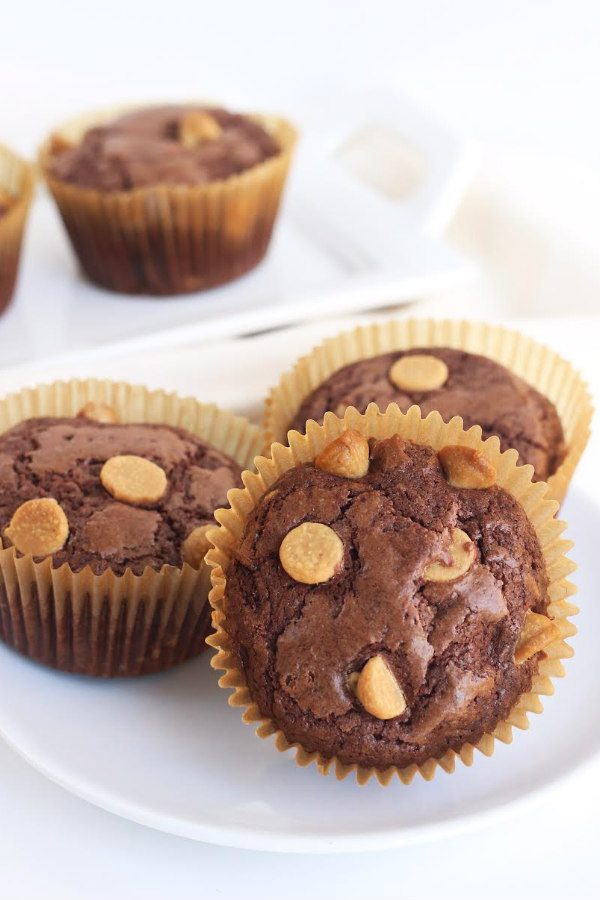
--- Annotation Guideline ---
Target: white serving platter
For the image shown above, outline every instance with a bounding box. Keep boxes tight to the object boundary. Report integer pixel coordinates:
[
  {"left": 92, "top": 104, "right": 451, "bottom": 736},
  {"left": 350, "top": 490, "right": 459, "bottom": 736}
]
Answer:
[
  {"left": 0, "top": 90, "right": 476, "bottom": 368},
  {"left": 0, "top": 314, "right": 594, "bottom": 854}
]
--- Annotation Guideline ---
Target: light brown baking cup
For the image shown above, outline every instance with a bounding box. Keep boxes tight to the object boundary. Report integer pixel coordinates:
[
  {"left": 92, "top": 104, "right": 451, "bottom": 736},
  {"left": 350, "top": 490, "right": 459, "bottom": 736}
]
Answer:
[
  {"left": 0, "top": 143, "right": 35, "bottom": 314},
  {"left": 263, "top": 318, "right": 593, "bottom": 505},
  {"left": 0, "top": 379, "right": 262, "bottom": 677},
  {"left": 207, "top": 403, "right": 577, "bottom": 785},
  {"left": 38, "top": 105, "right": 297, "bottom": 295}
]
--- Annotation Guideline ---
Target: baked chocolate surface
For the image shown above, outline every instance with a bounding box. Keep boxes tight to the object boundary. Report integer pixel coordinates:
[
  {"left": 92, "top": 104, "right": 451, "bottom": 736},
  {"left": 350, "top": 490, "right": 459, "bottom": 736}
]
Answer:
[
  {"left": 225, "top": 435, "right": 548, "bottom": 769},
  {"left": 0, "top": 417, "right": 241, "bottom": 575},
  {"left": 50, "top": 105, "right": 280, "bottom": 190},
  {"left": 290, "top": 347, "right": 565, "bottom": 481}
]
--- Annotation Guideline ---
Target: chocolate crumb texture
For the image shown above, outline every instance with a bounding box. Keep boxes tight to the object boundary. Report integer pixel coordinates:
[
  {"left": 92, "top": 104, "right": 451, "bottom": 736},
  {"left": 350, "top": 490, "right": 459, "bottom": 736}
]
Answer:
[
  {"left": 225, "top": 434, "right": 551, "bottom": 770},
  {"left": 0, "top": 417, "right": 243, "bottom": 575},
  {"left": 50, "top": 105, "right": 281, "bottom": 191},
  {"left": 291, "top": 347, "right": 566, "bottom": 481}
]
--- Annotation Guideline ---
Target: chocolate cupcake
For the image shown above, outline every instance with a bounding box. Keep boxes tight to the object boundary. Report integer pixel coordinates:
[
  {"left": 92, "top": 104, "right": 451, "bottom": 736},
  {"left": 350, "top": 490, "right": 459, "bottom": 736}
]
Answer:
[
  {"left": 0, "top": 381, "right": 262, "bottom": 677},
  {"left": 0, "top": 416, "right": 242, "bottom": 575},
  {"left": 208, "top": 404, "right": 576, "bottom": 784},
  {"left": 264, "top": 319, "right": 592, "bottom": 504},
  {"left": 39, "top": 104, "right": 296, "bottom": 295},
  {"left": 0, "top": 143, "right": 35, "bottom": 314},
  {"left": 290, "top": 347, "right": 565, "bottom": 481}
]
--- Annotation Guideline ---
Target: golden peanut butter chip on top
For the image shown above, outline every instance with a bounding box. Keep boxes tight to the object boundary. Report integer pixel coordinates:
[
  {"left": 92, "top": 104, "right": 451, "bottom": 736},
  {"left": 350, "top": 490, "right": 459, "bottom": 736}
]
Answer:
[
  {"left": 180, "top": 111, "right": 222, "bottom": 147},
  {"left": 355, "top": 655, "right": 407, "bottom": 720},
  {"left": 279, "top": 522, "right": 344, "bottom": 585},
  {"left": 4, "top": 498, "right": 69, "bottom": 556},
  {"left": 438, "top": 445, "right": 496, "bottom": 489},
  {"left": 515, "top": 611, "right": 560, "bottom": 664},
  {"left": 389, "top": 354, "right": 449, "bottom": 392},
  {"left": 50, "top": 134, "right": 74, "bottom": 155},
  {"left": 424, "top": 527, "right": 476, "bottom": 583},
  {"left": 77, "top": 401, "right": 119, "bottom": 424},
  {"left": 100, "top": 455, "right": 167, "bottom": 505},
  {"left": 315, "top": 429, "right": 370, "bottom": 479},
  {"left": 182, "top": 524, "right": 212, "bottom": 568}
]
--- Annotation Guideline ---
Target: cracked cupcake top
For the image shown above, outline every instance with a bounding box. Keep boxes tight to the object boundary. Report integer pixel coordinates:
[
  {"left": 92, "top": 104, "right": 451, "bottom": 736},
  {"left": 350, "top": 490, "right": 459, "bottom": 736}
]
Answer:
[
  {"left": 224, "top": 432, "right": 554, "bottom": 770},
  {"left": 50, "top": 105, "right": 281, "bottom": 191},
  {"left": 0, "top": 415, "right": 241, "bottom": 575},
  {"left": 290, "top": 347, "right": 566, "bottom": 481}
]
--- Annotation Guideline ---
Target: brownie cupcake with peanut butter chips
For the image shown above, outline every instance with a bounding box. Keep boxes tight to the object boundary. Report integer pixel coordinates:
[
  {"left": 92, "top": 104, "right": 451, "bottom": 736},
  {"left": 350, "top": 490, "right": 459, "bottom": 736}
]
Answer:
[
  {"left": 40, "top": 104, "right": 296, "bottom": 294},
  {"left": 0, "top": 415, "right": 241, "bottom": 575},
  {"left": 208, "top": 405, "right": 577, "bottom": 784},
  {"left": 0, "top": 381, "right": 262, "bottom": 677},
  {"left": 289, "top": 348, "right": 565, "bottom": 482},
  {"left": 264, "top": 319, "right": 593, "bottom": 504}
]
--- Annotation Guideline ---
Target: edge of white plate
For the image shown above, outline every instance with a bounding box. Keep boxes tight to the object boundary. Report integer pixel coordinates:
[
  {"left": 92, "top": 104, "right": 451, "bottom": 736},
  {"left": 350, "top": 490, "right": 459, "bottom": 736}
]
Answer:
[{"left": 0, "top": 705, "right": 592, "bottom": 854}]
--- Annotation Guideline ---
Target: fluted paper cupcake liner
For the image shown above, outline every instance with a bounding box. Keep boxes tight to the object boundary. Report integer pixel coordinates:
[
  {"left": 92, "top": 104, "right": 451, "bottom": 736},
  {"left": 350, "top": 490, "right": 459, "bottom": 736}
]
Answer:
[
  {"left": 39, "top": 106, "right": 297, "bottom": 295},
  {"left": 263, "top": 318, "right": 593, "bottom": 505},
  {"left": 0, "top": 143, "right": 35, "bottom": 314},
  {"left": 207, "top": 403, "right": 577, "bottom": 785},
  {"left": 0, "top": 379, "right": 262, "bottom": 677}
]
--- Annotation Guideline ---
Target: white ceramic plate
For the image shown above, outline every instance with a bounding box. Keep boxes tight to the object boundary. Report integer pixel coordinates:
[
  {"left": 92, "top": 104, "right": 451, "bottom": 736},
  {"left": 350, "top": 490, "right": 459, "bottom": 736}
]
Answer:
[
  {"left": 0, "top": 483, "right": 591, "bottom": 854},
  {"left": 0, "top": 318, "right": 594, "bottom": 854}
]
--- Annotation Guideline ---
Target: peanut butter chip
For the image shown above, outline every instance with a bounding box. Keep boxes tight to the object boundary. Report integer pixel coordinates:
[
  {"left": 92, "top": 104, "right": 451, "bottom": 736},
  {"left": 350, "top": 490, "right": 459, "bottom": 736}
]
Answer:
[
  {"left": 180, "top": 111, "right": 222, "bottom": 147},
  {"left": 100, "top": 455, "right": 167, "bottom": 505},
  {"left": 77, "top": 401, "right": 119, "bottom": 424},
  {"left": 4, "top": 498, "right": 69, "bottom": 556},
  {"left": 424, "top": 528, "right": 476, "bottom": 582},
  {"left": 50, "top": 134, "right": 74, "bottom": 155},
  {"left": 315, "top": 429, "right": 369, "bottom": 479},
  {"left": 279, "top": 522, "right": 343, "bottom": 584},
  {"left": 438, "top": 445, "right": 496, "bottom": 489},
  {"left": 182, "top": 524, "right": 212, "bottom": 568},
  {"left": 515, "top": 611, "right": 560, "bottom": 664},
  {"left": 389, "top": 354, "right": 449, "bottom": 392},
  {"left": 355, "top": 655, "right": 407, "bottom": 720}
]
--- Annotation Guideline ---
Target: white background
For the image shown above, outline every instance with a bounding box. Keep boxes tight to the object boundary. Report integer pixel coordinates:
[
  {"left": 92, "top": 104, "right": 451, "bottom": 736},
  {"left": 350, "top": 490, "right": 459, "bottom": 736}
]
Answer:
[
  {"left": 4, "top": 0, "right": 600, "bottom": 167},
  {"left": 2, "top": 2, "right": 600, "bottom": 898}
]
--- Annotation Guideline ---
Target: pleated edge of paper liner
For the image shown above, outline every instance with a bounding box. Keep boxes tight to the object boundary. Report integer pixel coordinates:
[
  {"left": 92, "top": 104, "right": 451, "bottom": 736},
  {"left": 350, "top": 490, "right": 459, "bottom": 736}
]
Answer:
[
  {"left": 37, "top": 103, "right": 298, "bottom": 203},
  {"left": 0, "top": 377, "right": 263, "bottom": 593},
  {"left": 0, "top": 142, "right": 36, "bottom": 298},
  {"left": 0, "top": 142, "right": 35, "bottom": 223},
  {"left": 262, "top": 317, "right": 594, "bottom": 506},
  {"left": 206, "top": 402, "right": 578, "bottom": 786}
]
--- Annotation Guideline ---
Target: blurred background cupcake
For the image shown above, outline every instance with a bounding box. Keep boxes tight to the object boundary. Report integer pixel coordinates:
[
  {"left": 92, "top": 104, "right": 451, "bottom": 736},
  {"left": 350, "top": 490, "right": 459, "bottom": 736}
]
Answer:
[
  {"left": 0, "top": 143, "right": 34, "bottom": 315},
  {"left": 39, "top": 104, "right": 297, "bottom": 295}
]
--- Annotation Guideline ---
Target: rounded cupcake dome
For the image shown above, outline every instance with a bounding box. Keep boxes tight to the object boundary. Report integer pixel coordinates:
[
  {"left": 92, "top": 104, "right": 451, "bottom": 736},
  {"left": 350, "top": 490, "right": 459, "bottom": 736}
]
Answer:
[
  {"left": 222, "top": 430, "right": 553, "bottom": 770},
  {"left": 263, "top": 319, "right": 593, "bottom": 507},
  {"left": 289, "top": 346, "right": 565, "bottom": 482},
  {"left": 208, "top": 404, "right": 576, "bottom": 783},
  {"left": 0, "top": 414, "right": 242, "bottom": 576},
  {"left": 49, "top": 105, "right": 282, "bottom": 190}
]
